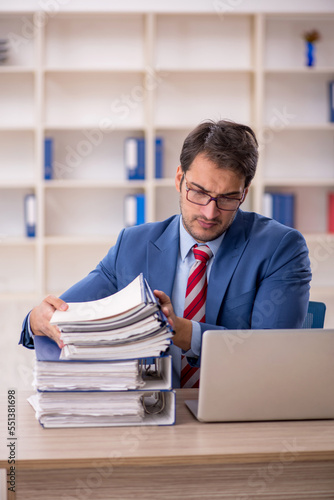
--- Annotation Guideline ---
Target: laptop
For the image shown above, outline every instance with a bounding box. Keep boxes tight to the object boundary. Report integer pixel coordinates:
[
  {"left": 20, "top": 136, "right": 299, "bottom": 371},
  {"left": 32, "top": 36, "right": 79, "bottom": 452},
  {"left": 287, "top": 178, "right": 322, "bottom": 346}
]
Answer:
[{"left": 185, "top": 329, "right": 334, "bottom": 422}]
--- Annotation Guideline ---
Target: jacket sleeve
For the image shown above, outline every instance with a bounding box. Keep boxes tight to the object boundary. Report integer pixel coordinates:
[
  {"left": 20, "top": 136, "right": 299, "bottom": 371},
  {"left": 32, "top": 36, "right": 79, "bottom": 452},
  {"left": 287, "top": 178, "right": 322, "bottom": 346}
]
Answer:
[{"left": 19, "top": 229, "right": 126, "bottom": 349}]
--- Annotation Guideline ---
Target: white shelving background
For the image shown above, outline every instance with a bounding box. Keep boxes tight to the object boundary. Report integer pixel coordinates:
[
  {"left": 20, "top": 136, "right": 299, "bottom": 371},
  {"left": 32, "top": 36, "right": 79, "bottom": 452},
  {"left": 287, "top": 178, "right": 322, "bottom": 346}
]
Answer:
[{"left": 0, "top": 10, "right": 333, "bottom": 301}]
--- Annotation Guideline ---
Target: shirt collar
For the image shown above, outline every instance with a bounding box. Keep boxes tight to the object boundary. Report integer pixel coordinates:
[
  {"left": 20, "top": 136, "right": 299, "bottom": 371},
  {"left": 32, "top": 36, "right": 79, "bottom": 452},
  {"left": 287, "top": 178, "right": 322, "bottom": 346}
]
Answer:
[{"left": 179, "top": 216, "right": 225, "bottom": 261}]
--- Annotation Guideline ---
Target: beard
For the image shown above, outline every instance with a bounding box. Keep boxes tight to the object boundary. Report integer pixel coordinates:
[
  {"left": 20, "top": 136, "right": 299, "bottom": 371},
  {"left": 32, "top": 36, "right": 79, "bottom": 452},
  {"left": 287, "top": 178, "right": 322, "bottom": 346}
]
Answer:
[{"left": 180, "top": 197, "right": 237, "bottom": 243}]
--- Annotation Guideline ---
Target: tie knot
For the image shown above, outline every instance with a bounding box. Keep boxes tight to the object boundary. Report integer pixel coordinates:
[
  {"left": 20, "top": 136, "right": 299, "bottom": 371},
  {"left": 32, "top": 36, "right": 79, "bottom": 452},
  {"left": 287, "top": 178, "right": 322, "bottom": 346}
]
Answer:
[{"left": 193, "top": 244, "right": 213, "bottom": 264}]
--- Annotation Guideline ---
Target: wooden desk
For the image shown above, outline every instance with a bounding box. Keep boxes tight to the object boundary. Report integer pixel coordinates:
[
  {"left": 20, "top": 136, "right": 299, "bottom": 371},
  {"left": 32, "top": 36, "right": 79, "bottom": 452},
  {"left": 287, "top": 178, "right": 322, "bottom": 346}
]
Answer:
[{"left": 1, "top": 390, "right": 334, "bottom": 499}]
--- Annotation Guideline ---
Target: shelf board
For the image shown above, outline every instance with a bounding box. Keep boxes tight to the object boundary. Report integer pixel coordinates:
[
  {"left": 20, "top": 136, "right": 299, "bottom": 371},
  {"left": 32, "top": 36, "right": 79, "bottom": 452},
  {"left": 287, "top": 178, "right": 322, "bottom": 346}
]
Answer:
[
  {"left": 43, "top": 124, "right": 145, "bottom": 131},
  {"left": 264, "top": 67, "right": 334, "bottom": 74},
  {"left": 0, "top": 236, "right": 37, "bottom": 246},
  {"left": 0, "top": 180, "right": 35, "bottom": 189},
  {"left": 43, "top": 67, "right": 146, "bottom": 74},
  {"left": 44, "top": 235, "right": 117, "bottom": 246},
  {"left": 153, "top": 178, "right": 175, "bottom": 188},
  {"left": 0, "top": 66, "right": 35, "bottom": 73},
  {"left": 155, "top": 67, "right": 254, "bottom": 74},
  {"left": 263, "top": 123, "right": 334, "bottom": 131},
  {"left": 305, "top": 233, "right": 334, "bottom": 242},
  {"left": 43, "top": 179, "right": 146, "bottom": 189},
  {"left": 264, "top": 178, "right": 334, "bottom": 187},
  {"left": 0, "top": 125, "right": 35, "bottom": 132}
]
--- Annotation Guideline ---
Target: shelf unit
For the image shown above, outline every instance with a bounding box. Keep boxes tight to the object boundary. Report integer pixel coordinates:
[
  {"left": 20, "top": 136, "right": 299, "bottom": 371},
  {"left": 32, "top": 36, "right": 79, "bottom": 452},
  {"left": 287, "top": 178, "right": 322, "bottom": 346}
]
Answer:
[{"left": 0, "top": 8, "right": 334, "bottom": 299}]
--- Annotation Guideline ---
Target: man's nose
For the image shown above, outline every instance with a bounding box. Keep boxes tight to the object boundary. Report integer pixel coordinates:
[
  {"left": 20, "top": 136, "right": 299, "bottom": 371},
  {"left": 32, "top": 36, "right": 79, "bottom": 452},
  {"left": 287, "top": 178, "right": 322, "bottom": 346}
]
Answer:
[{"left": 200, "top": 199, "right": 220, "bottom": 219}]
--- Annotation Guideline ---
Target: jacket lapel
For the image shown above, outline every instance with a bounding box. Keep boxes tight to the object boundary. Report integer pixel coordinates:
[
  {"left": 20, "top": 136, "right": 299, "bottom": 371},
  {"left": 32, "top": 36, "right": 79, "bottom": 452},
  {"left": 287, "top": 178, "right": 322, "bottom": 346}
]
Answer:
[
  {"left": 146, "top": 216, "right": 180, "bottom": 297},
  {"left": 206, "top": 210, "right": 250, "bottom": 324}
]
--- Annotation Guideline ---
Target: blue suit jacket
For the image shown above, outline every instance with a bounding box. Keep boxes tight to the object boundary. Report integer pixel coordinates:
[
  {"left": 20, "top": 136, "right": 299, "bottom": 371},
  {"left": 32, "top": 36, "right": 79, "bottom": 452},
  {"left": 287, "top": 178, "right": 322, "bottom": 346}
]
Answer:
[{"left": 20, "top": 210, "right": 311, "bottom": 366}]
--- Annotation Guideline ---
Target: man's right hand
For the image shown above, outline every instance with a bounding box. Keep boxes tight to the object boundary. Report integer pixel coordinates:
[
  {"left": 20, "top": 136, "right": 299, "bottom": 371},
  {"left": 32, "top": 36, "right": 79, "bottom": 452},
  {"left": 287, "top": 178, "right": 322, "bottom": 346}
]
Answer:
[{"left": 30, "top": 295, "right": 68, "bottom": 348}]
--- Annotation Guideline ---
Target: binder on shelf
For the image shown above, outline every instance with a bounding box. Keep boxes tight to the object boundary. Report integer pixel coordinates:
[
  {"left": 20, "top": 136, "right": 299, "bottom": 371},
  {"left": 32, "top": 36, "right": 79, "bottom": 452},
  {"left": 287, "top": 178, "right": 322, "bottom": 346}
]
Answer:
[
  {"left": 263, "top": 192, "right": 295, "bottom": 228},
  {"left": 155, "top": 137, "right": 164, "bottom": 179},
  {"left": 24, "top": 194, "right": 36, "bottom": 237},
  {"left": 125, "top": 137, "right": 145, "bottom": 180},
  {"left": 328, "top": 193, "right": 334, "bottom": 233},
  {"left": 124, "top": 137, "right": 164, "bottom": 180},
  {"left": 329, "top": 81, "right": 334, "bottom": 123},
  {"left": 124, "top": 193, "right": 145, "bottom": 227},
  {"left": 44, "top": 137, "right": 53, "bottom": 180}
]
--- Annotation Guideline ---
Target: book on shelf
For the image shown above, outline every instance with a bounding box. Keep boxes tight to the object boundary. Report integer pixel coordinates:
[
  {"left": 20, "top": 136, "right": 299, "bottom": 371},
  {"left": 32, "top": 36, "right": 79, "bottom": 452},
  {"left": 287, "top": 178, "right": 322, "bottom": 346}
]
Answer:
[
  {"left": 124, "top": 193, "right": 145, "bottom": 227},
  {"left": 263, "top": 192, "right": 295, "bottom": 228},
  {"left": 328, "top": 193, "right": 334, "bottom": 233},
  {"left": 27, "top": 274, "right": 175, "bottom": 427},
  {"left": 329, "top": 81, "right": 334, "bottom": 123},
  {"left": 24, "top": 194, "right": 36, "bottom": 237},
  {"left": 44, "top": 137, "right": 53, "bottom": 180},
  {"left": 0, "top": 38, "right": 9, "bottom": 63},
  {"left": 124, "top": 137, "right": 164, "bottom": 180}
]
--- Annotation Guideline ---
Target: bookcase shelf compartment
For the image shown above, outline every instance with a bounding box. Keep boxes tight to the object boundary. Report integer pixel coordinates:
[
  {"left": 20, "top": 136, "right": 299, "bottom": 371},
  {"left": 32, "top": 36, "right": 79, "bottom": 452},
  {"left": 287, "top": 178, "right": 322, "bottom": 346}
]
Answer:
[
  {"left": 0, "top": 188, "right": 35, "bottom": 238},
  {"left": 262, "top": 130, "right": 334, "bottom": 181},
  {"left": 264, "top": 73, "right": 334, "bottom": 126},
  {"left": 44, "top": 188, "right": 144, "bottom": 237},
  {"left": 44, "top": 15, "right": 145, "bottom": 70},
  {"left": 154, "top": 73, "right": 252, "bottom": 128},
  {"left": 0, "top": 15, "right": 35, "bottom": 68},
  {"left": 0, "top": 73, "right": 35, "bottom": 128},
  {"left": 44, "top": 129, "right": 145, "bottom": 182},
  {"left": 0, "top": 245, "right": 36, "bottom": 293},
  {"left": 264, "top": 16, "right": 334, "bottom": 70},
  {"left": 154, "top": 14, "right": 253, "bottom": 71},
  {"left": 44, "top": 73, "right": 146, "bottom": 129},
  {"left": 0, "top": 130, "right": 35, "bottom": 182},
  {"left": 45, "top": 243, "right": 113, "bottom": 295}
]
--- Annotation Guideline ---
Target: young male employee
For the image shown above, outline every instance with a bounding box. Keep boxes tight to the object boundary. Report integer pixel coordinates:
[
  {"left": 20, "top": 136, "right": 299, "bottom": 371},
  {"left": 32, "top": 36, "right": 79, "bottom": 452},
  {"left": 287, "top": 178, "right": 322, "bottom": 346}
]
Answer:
[{"left": 20, "top": 120, "right": 312, "bottom": 388}]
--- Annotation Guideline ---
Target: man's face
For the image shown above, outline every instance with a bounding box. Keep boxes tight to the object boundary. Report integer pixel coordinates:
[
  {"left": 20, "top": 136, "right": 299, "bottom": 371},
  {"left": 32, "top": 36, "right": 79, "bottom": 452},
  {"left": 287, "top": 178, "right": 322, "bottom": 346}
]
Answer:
[{"left": 175, "top": 153, "right": 249, "bottom": 243}]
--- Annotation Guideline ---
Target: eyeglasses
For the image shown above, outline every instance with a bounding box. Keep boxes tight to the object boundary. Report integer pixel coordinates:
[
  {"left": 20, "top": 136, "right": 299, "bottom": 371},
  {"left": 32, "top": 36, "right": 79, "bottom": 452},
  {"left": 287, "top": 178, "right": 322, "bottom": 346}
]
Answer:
[{"left": 184, "top": 177, "right": 245, "bottom": 211}]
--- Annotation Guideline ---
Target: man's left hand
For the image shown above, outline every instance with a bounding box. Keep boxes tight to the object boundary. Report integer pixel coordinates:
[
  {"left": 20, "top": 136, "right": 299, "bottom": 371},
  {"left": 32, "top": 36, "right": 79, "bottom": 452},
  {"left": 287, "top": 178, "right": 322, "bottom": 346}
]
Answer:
[{"left": 153, "top": 290, "right": 192, "bottom": 351}]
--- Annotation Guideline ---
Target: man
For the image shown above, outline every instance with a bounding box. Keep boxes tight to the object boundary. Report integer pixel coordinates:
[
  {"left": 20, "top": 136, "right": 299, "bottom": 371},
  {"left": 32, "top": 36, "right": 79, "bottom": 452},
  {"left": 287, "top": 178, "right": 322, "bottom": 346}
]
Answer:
[{"left": 20, "top": 120, "right": 312, "bottom": 388}]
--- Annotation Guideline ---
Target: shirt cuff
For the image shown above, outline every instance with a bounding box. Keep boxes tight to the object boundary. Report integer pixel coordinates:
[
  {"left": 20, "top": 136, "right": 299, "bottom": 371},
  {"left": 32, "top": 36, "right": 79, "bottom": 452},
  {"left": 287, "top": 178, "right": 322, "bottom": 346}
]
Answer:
[
  {"left": 183, "top": 320, "right": 201, "bottom": 358},
  {"left": 27, "top": 312, "right": 34, "bottom": 339}
]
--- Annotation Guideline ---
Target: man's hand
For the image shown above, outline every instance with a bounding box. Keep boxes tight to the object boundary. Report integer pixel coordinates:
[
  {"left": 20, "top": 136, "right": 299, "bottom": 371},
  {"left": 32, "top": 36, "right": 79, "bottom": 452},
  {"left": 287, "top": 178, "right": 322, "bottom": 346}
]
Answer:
[
  {"left": 154, "top": 290, "right": 192, "bottom": 351},
  {"left": 30, "top": 296, "right": 68, "bottom": 348}
]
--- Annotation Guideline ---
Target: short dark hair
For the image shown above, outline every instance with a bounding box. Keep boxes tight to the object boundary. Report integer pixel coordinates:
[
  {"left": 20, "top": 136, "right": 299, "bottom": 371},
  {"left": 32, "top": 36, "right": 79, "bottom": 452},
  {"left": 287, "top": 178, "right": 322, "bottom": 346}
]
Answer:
[{"left": 180, "top": 120, "right": 259, "bottom": 188}]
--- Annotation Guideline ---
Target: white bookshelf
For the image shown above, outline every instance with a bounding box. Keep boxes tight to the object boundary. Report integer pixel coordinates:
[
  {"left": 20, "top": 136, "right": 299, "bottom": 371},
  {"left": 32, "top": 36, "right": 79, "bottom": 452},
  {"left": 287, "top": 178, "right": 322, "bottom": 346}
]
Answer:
[{"left": 0, "top": 7, "right": 333, "bottom": 299}]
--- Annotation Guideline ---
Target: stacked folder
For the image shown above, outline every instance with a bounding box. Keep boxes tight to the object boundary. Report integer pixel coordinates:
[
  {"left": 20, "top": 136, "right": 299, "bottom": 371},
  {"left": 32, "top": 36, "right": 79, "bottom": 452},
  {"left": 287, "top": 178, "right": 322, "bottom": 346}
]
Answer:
[{"left": 28, "top": 274, "right": 176, "bottom": 427}]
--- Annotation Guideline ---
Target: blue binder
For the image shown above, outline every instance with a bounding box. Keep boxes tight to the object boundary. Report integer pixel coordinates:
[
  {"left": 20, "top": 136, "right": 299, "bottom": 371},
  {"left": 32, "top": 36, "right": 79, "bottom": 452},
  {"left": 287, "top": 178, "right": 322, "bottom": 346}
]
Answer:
[{"left": 44, "top": 138, "right": 53, "bottom": 180}]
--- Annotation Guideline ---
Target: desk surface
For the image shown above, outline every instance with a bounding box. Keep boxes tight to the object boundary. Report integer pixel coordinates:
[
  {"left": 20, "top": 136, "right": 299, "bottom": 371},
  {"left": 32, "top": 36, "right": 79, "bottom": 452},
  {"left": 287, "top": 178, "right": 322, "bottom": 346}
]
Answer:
[{"left": 1, "top": 390, "right": 334, "bottom": 470}]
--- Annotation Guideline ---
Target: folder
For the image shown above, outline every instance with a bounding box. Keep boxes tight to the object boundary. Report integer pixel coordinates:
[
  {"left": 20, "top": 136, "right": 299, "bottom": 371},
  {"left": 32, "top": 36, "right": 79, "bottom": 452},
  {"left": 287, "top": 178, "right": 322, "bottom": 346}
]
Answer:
[
  {"left": 28, "top": 389, "right": 175, "bottom": 428},
  {"left": 24, "top": 194, "right": 36, "bottom": 237}
]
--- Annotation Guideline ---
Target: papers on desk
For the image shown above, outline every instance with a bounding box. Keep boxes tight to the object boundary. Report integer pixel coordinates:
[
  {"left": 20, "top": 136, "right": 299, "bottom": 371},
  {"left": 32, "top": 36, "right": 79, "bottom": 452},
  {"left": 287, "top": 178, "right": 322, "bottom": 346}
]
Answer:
[
  {"left": 28, "top": 390, "right": 176, "bottom": 428},
  {"left": 29, "top": 275, "right": 175, "bottom": 428},
  {"left": 33, "top": 359, "right": 145, "bottom": 391}
]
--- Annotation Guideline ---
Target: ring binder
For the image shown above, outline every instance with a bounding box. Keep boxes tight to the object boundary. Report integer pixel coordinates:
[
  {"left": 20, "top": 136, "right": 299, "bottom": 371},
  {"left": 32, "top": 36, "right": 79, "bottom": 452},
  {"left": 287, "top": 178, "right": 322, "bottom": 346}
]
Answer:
[{"left": 142, "top": 392, "right": 166, "bottom": 415}]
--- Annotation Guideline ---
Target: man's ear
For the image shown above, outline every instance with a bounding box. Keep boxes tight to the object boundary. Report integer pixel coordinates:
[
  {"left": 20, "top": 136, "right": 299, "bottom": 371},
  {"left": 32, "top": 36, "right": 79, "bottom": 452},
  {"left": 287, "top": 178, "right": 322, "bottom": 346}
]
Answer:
[
  {"left": 175, "top": 165, "right": 183, "bottom": 193},
  {"left": 240, "top": 184, "right": 250, "bottom": 205}
]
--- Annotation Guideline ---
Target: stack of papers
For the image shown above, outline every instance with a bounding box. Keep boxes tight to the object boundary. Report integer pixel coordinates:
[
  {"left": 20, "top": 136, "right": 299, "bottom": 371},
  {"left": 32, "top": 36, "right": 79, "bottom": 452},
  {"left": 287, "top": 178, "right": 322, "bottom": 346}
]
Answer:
[
  {"left": 28, "top": 391, "right": 145, "bottom": 427},
  {"left": 28, "top": 275, "right": 176, "bottom": 428},
  {"left": 51, "top": 274, "right": 172, "bottom": 360},
  {"left": 33, "top": 359, "right": 145, "bottom": 391}
]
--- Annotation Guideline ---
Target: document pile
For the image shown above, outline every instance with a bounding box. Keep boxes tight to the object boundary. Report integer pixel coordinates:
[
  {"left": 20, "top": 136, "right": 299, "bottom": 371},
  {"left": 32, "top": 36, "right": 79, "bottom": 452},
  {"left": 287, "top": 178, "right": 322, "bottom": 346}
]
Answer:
[
  {"left": 28, "top": 274, "right": 176, "bottom": 428},
  {"left": 53, "top": 273, "right": 172, "bottom": 360}
]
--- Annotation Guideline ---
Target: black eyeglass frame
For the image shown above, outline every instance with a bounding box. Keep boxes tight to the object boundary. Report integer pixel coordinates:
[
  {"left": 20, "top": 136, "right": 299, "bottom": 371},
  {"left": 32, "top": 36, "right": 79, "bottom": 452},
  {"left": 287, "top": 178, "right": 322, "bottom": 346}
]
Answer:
[{"left": 183, "top": 177, "right": 245, "bottom": 212}]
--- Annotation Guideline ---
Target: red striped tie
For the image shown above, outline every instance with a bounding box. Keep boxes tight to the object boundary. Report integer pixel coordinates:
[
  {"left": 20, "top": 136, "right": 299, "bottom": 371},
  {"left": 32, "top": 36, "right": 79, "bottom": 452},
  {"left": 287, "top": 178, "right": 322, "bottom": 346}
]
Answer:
[{"left": 181, "top": 244, "right": 213, "bottom": 388}]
